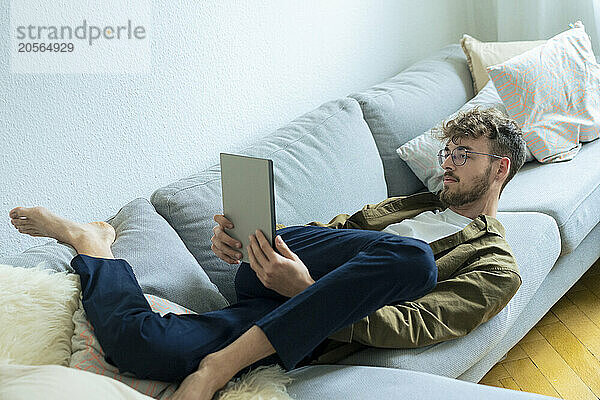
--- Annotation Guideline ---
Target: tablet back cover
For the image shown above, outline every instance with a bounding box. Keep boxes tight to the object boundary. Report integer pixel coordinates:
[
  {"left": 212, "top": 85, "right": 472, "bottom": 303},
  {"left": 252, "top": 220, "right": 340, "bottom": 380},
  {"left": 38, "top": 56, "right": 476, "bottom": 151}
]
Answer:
[{"left": 220, "top": 153, "right": 276, "bottom": 263}]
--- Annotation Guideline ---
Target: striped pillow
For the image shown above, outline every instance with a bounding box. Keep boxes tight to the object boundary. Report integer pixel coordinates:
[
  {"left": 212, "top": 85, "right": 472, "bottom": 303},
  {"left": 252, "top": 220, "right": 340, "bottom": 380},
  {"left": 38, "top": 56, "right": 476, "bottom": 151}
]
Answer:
[
  {"left": 69, "top": 294, "right": 191, "bottom": 398},
  {"left": 487, "top": 21, "right": 600, "bottom": 163}
]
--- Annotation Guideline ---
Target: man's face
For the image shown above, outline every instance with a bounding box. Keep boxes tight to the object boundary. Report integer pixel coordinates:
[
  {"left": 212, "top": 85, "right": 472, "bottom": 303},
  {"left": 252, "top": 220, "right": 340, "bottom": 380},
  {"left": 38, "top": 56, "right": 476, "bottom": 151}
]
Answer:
[{"left": 439, "top": 136, "right": 495, "bottom": 207}]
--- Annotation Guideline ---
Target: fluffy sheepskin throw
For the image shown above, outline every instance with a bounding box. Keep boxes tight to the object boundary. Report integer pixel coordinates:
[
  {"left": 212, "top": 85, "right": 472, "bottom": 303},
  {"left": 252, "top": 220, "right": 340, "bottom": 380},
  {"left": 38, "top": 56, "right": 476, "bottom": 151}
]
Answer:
[
  {"left": 0, "top": 263, "right": 81, "bottom": 366},
  {"left": 217, "top": 365, "right": 293, "bottom": 400}
]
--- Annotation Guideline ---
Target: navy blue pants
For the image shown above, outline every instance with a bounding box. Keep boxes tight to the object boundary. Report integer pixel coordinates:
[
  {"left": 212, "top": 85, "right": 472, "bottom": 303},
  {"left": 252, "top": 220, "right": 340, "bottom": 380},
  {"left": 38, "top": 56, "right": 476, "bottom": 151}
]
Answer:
[{"left": 71, "top": 225, "right": 437, "bottom": 383}]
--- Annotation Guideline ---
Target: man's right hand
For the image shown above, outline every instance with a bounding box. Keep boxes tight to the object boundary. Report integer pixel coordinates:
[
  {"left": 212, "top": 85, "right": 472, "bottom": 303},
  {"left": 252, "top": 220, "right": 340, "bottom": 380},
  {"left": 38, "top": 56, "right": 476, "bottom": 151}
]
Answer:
[{"left": 211, "top": 214, "right": 244, "bottom": 264}]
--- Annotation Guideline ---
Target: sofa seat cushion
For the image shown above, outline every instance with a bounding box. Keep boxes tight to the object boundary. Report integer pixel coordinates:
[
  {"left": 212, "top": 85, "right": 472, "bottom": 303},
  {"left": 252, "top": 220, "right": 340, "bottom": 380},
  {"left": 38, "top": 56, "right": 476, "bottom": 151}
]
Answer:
[
  {"left": 286, "top": 365, "right": 557, "bottom": 400},
  {"left": 349, "top": 44, "right": 474, "bottom": 197},
  {"left": 150, "top": 98, "right": 387, "bottom": 303},
  {"left": 337, "top": 212, "right": 560, "bottom": 379},
  {"left": 499, "top": 138, "right": 600, "bottom": 255}
]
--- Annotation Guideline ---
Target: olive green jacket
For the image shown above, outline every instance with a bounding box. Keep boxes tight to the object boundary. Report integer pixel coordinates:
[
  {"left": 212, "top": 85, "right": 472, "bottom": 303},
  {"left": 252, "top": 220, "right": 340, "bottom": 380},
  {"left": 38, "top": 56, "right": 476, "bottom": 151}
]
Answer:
[{"left": 276, "top": 191, "right": 522, "bottom": 364}]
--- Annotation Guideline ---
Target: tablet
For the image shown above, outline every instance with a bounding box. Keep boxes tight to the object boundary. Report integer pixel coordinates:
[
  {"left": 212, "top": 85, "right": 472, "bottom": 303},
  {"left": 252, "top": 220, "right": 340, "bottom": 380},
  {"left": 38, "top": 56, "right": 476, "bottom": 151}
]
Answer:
[{"left": 220, "top": 153, "right": 276, "bottom": 263}]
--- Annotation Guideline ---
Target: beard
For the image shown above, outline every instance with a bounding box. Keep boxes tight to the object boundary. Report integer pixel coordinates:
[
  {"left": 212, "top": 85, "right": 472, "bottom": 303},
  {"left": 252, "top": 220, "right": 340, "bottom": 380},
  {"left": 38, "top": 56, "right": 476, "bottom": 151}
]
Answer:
[{"left": 439, "top": 163, "right": 493, "bottom": 207}]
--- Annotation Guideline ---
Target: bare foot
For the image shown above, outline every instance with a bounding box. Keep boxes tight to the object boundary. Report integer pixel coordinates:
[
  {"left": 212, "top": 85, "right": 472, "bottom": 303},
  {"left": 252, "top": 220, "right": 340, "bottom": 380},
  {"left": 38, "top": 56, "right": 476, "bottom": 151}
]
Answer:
[
  {"left": 8, "top": 206, "right": 115, "bottom": 248},
  {"left": 170, "top": 355, "right": 233, "bottom": 400}
]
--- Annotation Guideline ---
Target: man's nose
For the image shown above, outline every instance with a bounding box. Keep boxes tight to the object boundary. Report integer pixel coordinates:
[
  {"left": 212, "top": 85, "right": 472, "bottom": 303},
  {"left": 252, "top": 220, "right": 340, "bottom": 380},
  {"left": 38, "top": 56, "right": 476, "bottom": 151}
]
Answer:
[{"left": 441, "top": 154, "right": 456, "bottom": 171}]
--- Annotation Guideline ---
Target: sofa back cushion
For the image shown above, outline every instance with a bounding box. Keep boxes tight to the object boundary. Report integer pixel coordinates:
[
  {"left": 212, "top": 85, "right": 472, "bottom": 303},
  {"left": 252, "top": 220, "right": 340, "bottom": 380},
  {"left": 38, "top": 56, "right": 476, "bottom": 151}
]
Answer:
[
  {"left": 349, "top": 44, "right": 473, "bottom": 197},
  {"left": 150, "top": 98, "right": 387, "bottom": 302}
]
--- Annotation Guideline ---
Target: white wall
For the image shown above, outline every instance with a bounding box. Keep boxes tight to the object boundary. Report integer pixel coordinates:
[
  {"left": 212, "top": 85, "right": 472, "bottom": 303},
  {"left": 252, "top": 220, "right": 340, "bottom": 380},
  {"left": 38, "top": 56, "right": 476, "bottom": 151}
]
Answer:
[{"left": 1, "top": 0, "right": 477, "bottom": 257}]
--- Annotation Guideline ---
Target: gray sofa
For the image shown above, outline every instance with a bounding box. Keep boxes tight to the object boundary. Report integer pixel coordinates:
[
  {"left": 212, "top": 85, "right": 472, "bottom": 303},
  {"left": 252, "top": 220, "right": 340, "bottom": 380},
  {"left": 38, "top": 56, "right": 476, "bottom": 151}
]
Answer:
[{"left": 5, "top": 43, "right": 598, "bottom": 398}]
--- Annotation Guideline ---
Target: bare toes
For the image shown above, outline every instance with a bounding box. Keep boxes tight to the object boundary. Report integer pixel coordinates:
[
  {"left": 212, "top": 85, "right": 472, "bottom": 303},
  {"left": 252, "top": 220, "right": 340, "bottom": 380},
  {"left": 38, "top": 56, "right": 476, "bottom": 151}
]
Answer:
[
  {"left": 9, "top": 207, "right": 22, "bottom": 218},
  {"left": 11, "top": 207, "right": 34, "bottom": 218}
]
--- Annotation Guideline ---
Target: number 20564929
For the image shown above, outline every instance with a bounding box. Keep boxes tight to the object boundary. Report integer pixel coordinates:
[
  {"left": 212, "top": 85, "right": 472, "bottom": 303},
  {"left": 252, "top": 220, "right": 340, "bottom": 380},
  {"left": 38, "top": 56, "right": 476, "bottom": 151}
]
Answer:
[{"left": 17, "top": 42, "right": 74, "bottom": 52}]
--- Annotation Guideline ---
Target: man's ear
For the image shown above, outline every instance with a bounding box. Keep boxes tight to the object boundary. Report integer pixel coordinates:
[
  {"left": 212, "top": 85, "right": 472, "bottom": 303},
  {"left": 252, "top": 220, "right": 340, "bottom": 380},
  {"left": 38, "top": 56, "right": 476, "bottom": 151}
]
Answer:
[{"left": 496, "top": 157, "right": 511, "bottom": 182}]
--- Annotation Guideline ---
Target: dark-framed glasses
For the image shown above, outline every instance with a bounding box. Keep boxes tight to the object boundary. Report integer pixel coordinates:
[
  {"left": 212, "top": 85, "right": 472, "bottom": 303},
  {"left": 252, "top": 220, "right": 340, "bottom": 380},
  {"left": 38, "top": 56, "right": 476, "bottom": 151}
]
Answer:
[{"left": 437, "top": 146, "right": 504, "bottom": 167}]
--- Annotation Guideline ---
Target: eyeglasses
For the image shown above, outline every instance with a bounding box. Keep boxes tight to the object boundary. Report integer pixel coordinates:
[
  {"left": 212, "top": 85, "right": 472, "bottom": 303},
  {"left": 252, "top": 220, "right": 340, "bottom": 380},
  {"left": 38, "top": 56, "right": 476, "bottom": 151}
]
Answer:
[{"left": 437, "top": 146, "right": 504, "bottom": 167}]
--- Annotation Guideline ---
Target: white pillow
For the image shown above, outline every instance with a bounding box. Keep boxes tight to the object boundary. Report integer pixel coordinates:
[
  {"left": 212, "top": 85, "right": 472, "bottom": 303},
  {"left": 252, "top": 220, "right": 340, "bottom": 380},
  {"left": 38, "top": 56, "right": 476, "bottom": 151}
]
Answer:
[
  {"left": 0, "top": 264, "right": 81, "bottom": 366},
  {"left": 396, "top": 80, "right": 534, "bottom": 193},
  {"left": 0, "top": 362, "right": 153, "bottom": 400}
]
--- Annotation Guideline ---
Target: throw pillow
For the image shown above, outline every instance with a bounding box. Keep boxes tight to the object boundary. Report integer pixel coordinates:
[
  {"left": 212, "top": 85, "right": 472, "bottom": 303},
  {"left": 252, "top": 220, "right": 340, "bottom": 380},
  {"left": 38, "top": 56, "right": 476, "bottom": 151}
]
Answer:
[
  {"left": 106, "top": 197, "right": 229, "bottom": 314},
  {"left": 461, "top": 34, "right": 546, "bottom": 94},
  {"left": 396, "top": 80, "right": 534, "bottom": 193},
  {"left": 69, "top": 294, "right": 185, "bottom": 398},
  {"left": 0, "top": 264, "right": 80, "bottom": 366},
  {"left": 70, "top": 294, "right": 294, "bottom": 400},
  {"left": 487, "top": 21, "right": 600, "bottom": 163}
]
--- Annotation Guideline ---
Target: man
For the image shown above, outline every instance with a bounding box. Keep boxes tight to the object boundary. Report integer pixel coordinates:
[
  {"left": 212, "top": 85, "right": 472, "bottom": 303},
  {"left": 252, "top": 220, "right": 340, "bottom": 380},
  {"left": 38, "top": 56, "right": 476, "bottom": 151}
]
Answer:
[{"left": 9, "top": 106, "right": 525, "bottom": 400}]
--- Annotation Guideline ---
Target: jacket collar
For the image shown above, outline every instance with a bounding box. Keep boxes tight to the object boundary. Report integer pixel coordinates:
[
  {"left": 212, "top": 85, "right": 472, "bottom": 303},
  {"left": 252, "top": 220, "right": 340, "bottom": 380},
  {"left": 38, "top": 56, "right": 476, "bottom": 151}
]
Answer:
[
  {"left": 372, "top": 191, "right": 507, "bottom": 256},
  {"left": 429, "top": 213, "right": 506, "bottom": 256}
]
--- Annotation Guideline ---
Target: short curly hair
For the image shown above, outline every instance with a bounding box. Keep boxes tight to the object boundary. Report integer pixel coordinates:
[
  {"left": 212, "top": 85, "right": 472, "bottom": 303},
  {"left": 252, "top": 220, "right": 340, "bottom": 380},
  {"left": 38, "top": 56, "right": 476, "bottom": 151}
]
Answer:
[{"left": 433, "top": 106, "right": 527, "bottom": 197}]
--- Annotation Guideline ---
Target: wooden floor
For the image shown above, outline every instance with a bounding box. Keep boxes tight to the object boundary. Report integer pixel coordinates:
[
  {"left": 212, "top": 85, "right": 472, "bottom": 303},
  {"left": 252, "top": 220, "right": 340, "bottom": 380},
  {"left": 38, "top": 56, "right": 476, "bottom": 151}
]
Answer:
[{"left": 478, "top": 257, "right": 600, "bottom": 399}]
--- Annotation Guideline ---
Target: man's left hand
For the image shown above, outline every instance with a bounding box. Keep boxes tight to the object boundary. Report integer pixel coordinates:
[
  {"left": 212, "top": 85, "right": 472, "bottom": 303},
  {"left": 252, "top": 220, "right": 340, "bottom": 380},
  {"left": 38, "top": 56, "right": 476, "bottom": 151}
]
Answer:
[{"left": 248, "top": 230, "right": 315, "bottom": 298}]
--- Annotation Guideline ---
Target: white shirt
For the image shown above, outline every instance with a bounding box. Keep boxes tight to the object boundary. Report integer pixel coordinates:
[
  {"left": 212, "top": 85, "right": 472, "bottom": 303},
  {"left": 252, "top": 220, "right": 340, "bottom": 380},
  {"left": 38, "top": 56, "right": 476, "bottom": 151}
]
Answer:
[{"left": 381, "top": 208, "right": 473, "bottom": 244}]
